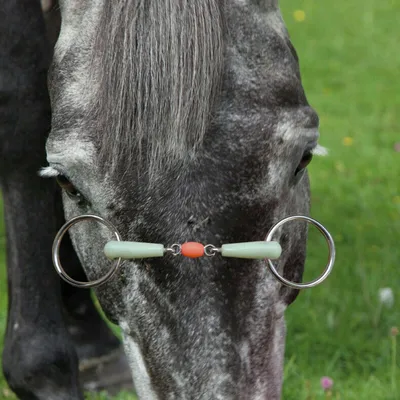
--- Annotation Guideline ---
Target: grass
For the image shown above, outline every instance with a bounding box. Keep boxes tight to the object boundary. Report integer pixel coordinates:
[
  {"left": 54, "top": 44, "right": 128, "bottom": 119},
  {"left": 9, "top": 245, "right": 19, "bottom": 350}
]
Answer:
[{"left": 1, "top": 0, "right": 399, "bottom": 398}]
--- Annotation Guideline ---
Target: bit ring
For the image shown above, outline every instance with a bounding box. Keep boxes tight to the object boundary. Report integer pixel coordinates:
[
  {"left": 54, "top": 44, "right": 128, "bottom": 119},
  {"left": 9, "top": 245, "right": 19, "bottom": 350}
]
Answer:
[
  {"left": 265, "top": 216, "right": 335, "bottom": 289},
  {"left": 52, "top": 214, "right": 122, "bottom": 288}
]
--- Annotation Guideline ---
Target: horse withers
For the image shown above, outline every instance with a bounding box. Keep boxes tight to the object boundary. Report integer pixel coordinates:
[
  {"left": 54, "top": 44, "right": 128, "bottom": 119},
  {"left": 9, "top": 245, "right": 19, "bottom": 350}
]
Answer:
[{"left": 2, "top": 0, "right": 326, "bottom": 399}]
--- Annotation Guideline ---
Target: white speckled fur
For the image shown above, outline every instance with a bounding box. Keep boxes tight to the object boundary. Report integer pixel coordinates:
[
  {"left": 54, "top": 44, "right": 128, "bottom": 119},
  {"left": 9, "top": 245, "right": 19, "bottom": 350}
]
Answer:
[
  {"left": 45, "top": 0, "right": 321, "bottom": 398},
  {"left": 123, "top": 334, "right": 160, "bottom": 400}
]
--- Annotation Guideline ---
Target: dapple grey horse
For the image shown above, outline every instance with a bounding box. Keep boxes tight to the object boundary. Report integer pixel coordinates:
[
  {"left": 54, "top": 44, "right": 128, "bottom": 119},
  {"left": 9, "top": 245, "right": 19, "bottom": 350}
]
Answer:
[
  {"left": 1, "top": 1, "right": 132, "bottom": 398},
  {"left": 1, "top": 0, "right": 326, "bottom": 399}
]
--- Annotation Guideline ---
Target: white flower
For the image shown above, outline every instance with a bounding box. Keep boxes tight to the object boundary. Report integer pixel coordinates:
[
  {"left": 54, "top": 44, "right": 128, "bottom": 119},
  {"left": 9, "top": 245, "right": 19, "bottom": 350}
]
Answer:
[
  {"left": 379, "top": 288, "right": 394, "bottom": 308},
  {"left": 327, "top": 310, "right": 335, "bottom": 330}
]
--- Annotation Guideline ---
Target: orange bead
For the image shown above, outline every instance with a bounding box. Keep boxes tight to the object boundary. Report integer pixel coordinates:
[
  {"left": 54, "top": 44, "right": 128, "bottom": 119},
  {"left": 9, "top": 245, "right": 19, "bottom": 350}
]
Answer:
[{"left": 181, "top": 242, "right": 204, "bottom": 258}]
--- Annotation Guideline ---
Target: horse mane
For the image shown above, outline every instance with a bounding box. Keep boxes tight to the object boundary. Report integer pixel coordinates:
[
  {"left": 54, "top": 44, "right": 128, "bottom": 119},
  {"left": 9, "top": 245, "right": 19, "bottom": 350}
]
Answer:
[{"left": 92, "top": 0, "right": 224, "bottom": 179}]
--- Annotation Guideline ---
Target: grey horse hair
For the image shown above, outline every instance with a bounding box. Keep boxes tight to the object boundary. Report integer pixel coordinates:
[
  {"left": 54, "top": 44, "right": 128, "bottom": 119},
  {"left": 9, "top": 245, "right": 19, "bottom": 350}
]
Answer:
[{"left": 91, "top": 0, "right": 224, "bottom": 179}]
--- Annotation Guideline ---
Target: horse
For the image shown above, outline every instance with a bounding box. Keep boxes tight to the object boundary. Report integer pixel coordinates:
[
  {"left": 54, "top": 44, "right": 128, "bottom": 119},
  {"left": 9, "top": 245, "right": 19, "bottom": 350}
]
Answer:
[
  {"left": 1, "top": 1, "right": 132, "bottom": 398},
  {"left": 1, "top": 0, "right": 328, "bottom": 398}
]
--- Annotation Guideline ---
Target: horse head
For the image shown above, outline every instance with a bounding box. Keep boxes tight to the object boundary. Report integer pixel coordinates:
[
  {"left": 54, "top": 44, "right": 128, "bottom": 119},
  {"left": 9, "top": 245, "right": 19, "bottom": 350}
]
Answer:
[{"left": 44, "top": 1, "right": 323, "bottom": 398}]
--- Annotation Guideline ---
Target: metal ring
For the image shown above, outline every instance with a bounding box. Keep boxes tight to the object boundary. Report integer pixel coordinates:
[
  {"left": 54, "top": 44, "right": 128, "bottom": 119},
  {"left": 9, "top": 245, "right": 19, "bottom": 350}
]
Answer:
[
  {"left": 52, "top": 215, "right": 122, "bottom": 288},
  {"left": 166, "top": 244, "right": 182, "bottom": 256},
  {"left": 204, "top": 244, "right": 219, "bottom": 257},
  {"left": 265, "top": 215, "right": 335, "bottom": 289}
]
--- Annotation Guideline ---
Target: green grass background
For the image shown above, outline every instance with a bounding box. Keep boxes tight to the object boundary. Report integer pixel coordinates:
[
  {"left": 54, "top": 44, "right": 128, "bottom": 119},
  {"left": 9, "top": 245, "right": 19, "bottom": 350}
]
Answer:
[{"left": 1, "top": 0, "right": 399, "bottom": 398}]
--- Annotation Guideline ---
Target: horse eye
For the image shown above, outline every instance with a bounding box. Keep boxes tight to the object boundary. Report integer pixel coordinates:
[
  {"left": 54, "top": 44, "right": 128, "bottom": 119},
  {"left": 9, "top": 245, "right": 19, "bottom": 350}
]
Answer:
[
  {"left": 56, "top": 175, "right": 82, "bottom": 201},
  {"left": 295, "top": 151, "right": 313, "bottom": 176}
]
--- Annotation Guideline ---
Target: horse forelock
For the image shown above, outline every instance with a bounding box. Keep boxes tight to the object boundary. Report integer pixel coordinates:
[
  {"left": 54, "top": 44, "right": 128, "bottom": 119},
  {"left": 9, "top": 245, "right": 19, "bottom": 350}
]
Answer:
[{"left": 90, "top": 0, "right": 224, "bottom": 179}]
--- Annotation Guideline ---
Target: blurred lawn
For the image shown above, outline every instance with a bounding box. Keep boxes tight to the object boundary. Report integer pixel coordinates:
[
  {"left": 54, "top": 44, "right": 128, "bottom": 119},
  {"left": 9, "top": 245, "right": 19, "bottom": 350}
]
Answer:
[{"left": 1, "top": 0, "right": 399, "bottom": 399}]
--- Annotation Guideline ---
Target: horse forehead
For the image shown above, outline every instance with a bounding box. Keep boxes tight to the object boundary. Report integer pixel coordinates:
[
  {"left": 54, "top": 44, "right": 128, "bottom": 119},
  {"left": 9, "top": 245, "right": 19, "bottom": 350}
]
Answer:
[
  {"left": 52, "top": 1, "right": 297, "bottom": 103},
  {"left": 49, "top": 1, "right": 317, "bottom": 171},
  {"left": 54, "top": 0, "right": 288, "bottom": 71}
]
